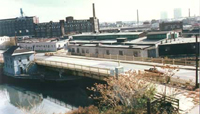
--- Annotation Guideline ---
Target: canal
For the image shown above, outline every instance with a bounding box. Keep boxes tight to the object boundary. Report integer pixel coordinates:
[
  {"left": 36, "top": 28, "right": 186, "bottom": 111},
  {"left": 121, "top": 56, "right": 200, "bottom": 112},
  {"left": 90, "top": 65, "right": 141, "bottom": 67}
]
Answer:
[
  {"left": 0, "top": 64, "right": 100, "bottom": 114},
  {"left": 0, "top": 84, "right": 94, "bottom": 114}
]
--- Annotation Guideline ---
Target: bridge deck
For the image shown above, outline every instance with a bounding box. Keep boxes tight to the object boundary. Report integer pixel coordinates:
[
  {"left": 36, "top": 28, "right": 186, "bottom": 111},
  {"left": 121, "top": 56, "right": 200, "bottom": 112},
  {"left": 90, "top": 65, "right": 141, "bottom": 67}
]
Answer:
[{"left": 35, "top": 59, "right": 112, "bottom": 79}]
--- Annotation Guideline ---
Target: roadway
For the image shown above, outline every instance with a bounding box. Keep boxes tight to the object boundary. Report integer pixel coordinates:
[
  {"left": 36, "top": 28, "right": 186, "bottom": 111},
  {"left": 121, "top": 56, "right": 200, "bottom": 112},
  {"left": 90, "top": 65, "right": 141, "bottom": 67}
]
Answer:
[{"left": 35, "top": 53, "right": 199, "bottom": 83}]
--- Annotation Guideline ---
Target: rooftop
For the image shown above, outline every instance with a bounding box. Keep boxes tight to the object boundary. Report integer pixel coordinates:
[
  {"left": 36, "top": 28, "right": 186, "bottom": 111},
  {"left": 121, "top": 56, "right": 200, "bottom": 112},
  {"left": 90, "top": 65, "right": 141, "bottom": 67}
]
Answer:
[
  {"left": 159, "top": 37, "right": 200, "bottom": 45},
  {"left": 72, "top": 32, "right": 143, "bottom": 37},
  {"left": 147, "top": 31, "right": 170, "bottom": 35},
  {"left": 70, "top": 43, "right": 151, "bottom": 49},
  {"left": 3, "top": 46, "right": 34, "bottom": 56}
]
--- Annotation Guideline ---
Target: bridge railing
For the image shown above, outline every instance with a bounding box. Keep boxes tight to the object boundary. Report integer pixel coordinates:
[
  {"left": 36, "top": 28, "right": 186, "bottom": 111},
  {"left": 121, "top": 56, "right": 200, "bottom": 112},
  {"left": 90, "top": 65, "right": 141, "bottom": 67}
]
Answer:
[
  {"left": 66, "top": 53, "right": 199, "bottom": 67},
  {"left": 35, "top": 59, "right": 112, "bottom": 78}
]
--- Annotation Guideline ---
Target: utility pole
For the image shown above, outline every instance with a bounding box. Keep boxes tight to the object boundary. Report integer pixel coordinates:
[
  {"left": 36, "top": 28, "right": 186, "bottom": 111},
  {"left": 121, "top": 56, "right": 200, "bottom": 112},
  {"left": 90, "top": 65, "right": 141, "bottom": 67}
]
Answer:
[{"left": 195, "top": 35, "right": 199, "bottom": 88}]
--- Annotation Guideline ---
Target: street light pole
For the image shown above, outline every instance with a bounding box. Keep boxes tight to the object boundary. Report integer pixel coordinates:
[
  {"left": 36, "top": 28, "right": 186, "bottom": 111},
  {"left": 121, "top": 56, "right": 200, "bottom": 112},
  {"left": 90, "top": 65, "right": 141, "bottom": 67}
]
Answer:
[{"left": 195, "top": 35, "right": 199, "bottom": 88}]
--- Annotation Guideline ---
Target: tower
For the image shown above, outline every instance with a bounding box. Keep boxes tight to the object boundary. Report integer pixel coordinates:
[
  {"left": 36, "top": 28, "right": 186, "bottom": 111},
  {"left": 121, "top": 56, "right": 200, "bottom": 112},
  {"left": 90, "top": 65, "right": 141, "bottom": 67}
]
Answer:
[
  {"left": 91, "top": 3, "right": 99, "bottom": 33},
  {"left": 93, "top": 3, "right": 96, "bottom": 18},
  {"left": 137, "top": 9, "right": 139, "bottom": 27},
  {"left": 20, "top": 8, "right": 24, "bottom": 17}
]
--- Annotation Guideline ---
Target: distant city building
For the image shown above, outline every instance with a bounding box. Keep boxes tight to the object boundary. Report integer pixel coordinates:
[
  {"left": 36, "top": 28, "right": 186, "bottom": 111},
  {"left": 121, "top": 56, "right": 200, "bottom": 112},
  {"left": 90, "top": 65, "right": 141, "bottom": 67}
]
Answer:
[
  {"left": 3, "top": 46, "right": 35, "bottom": 76},
  {"left": 174, "top": 8, "right": 182, "bottom": 19},
  {"left": 159, "top": 21, "right": 183, "bottom": 31},
  {"left": 160, "top": 11, "right": 168, "bottom": 20},
  {"left": 0, "top": 16, "right": 39, "bottom": 37},
  {"left": 143, "top": 21, "right": 150, "bottom": 25}
]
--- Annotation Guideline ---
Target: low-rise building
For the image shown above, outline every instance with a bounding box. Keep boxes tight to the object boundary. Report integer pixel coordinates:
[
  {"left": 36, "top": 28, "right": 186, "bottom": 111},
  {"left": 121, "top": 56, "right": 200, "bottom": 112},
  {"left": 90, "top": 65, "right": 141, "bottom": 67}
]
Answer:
[
  {"left": 158, "top": 37, "right": 200, "bottom": 58},
  {"left": 3, "top": 46, "right": 35, "bottom": 76},
  {"left": 67, "top": 31, "right": 179, "bottom": 58},
  {"left": 18, "top": 38, "right": 68, "bottom": 52},
  {"left": 0, "top": 36, "right": 16, "bottom": 50}
]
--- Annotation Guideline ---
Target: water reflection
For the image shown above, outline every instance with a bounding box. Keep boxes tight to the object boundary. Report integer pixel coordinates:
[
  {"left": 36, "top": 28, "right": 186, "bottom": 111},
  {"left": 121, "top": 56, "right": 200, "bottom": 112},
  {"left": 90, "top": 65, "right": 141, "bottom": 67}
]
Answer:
[{"left": 0, "top": 84, "right": 93, "bottom": 114}]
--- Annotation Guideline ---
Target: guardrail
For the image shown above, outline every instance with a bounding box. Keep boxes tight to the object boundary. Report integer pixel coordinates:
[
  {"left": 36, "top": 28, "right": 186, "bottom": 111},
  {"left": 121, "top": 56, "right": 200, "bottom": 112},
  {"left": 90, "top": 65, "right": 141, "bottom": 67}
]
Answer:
[
  {"left": 35, "top": 59, "right": 112, "bottom": 79},
  {"left": 67, "top": 52, "right": 199, "bottom": 67}
]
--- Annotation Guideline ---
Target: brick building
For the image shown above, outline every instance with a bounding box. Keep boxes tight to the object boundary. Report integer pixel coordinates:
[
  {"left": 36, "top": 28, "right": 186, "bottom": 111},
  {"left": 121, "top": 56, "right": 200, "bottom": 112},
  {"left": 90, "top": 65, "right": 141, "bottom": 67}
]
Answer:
[{"left": 0, "top": 16, "right": 39, "bottom": 37}]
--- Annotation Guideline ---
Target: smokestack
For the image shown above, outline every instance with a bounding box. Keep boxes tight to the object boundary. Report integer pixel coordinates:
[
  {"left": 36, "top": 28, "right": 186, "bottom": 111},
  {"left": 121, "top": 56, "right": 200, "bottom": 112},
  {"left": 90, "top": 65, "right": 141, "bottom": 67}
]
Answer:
[
  {"left": 60, "top": 20, "right": 65, "bottom": 36},
  {"left": 137, "top": 9, "right": 139, "bottom": 27},
  {"left": 93, "top": 3, "right": 96, "bottom": 18},
  {"left": 189, "top": 8, "right": 190, "bottom": 17}
]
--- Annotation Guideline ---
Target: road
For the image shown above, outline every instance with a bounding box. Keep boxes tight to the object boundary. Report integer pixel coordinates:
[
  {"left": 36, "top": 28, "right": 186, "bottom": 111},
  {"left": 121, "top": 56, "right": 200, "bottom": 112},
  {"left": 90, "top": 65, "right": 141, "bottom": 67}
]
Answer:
[{"left": 35, "top": 53, "right": 199, "bottom": 83}]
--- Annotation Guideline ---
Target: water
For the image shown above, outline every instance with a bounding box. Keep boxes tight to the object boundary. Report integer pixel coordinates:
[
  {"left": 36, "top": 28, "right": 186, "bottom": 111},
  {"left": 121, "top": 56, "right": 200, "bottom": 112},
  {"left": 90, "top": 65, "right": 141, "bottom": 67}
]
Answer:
[{"left": 0, "top": 84, "right": 93, "bottom": 114}]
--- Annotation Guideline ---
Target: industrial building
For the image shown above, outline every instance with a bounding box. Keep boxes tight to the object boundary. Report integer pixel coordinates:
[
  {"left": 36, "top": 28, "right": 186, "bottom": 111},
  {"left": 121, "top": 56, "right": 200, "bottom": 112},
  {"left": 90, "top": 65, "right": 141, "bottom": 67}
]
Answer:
[
  {"left": 0, "top": 16, "right": 39, "bottom": 37},
  {"left": 159, "top": 21, "right": 183, "bottom": 31},
  {"left": 158, "top": 38, "right": 200, "bottom": 58},
  {"left": 67, "top": 31, "right": 179, "bottom": 58},
  {"left": 0, "top": 3, "right": 99, "bottom": 38}
]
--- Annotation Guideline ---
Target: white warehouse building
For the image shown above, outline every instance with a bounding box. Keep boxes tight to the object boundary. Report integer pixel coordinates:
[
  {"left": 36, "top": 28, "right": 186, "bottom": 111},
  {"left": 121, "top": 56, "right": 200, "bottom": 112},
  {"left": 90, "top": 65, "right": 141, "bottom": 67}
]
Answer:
[{"left": 18, "top": 40, "right": 68, "bottom": 52}]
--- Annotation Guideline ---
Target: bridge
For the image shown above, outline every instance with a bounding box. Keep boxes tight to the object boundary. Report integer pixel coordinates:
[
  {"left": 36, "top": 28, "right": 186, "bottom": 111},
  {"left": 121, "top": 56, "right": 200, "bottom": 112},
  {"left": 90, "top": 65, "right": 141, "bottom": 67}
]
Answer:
[
  {"left": 35, "top": 53, "right": 199, "bottom": 84},
  {"left": 35, "top": 59, "right": 112, "bottom": 80}
]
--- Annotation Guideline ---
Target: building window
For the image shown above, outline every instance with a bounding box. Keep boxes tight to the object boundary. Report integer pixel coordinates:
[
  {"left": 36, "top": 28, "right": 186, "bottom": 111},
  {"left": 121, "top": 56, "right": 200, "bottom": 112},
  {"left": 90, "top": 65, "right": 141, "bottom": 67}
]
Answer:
[
  {"left": 82, "top": 49, "right": 85, "bottom": 53},
  {"left": 119, "top": 51, "right": 124, "bottom": 55},
  {"left": 27, "top": 56, "right": 30, "bottom": 61},
  {"left": 133, "top": 51, "right": 138, "bottom": 57},
  {"left": 95, "top": 49, "right": 98, "bottom": 54},
  {"left": 72, "top": 48, "right": 75, "bottom": 52},
  {"left": 165, "top": 47, "right": 170, "bottom": 51},
  {"left": 86, "top": 49, "right": 89, "bottom": 53},
  {"left": 106, "top": 50, "right": 110, "bottom": 55},
  {"left": 19, "top": 58, "right": 21, "bottom": 62},
  {"left": 77, "top": 48, "right": 80, "bottom": 53}
]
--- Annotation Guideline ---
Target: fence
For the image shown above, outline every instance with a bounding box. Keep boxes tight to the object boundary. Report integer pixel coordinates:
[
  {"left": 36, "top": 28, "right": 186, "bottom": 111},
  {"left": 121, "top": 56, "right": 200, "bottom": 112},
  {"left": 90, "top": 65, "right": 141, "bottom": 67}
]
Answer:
[
  {"left": 67, "top": 52, "right": 199, "bottom": 66},
  {"left": 35, "top": 59, "right": 112, "bottom": 79},
  {"left": 147, "top": 93, "right": 179, "bottom": 114}
]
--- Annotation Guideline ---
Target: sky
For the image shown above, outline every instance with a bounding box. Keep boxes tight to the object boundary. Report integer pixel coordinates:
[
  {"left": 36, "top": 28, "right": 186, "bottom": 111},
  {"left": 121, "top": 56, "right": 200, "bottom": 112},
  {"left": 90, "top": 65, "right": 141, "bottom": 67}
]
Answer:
[{"left": 0, "top": 0, "right": 199, "bottom": 23}]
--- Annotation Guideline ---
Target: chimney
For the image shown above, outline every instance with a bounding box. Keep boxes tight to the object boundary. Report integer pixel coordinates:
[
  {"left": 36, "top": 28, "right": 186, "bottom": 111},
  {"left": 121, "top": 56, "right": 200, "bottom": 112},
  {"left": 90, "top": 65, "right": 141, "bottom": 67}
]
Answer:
[
  {"left": 137, "top": 9, "right": 139, "bottom": 27},
  {"left": 189, "top": 8, "right": 190, "bottom": 17},
  {"left": 59, "top": 20, "right": 65, "bottom": 36},
  {"left": 93, "top": 3, "right": 96, "bottom": 18}
]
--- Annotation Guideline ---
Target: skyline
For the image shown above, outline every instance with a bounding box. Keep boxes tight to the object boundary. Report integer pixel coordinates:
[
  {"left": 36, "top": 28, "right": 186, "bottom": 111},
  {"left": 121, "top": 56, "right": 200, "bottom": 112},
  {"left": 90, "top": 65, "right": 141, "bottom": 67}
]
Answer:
[{"left": 0, "top": 0, "right": 199, "bottom": 23}]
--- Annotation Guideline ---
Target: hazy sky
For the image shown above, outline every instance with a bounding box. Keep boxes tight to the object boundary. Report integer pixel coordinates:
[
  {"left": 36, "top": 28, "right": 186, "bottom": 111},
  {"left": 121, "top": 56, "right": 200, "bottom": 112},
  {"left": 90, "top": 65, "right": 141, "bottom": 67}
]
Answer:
[{"left": 0, "top": 0, "right": 199, "bottom": 22}]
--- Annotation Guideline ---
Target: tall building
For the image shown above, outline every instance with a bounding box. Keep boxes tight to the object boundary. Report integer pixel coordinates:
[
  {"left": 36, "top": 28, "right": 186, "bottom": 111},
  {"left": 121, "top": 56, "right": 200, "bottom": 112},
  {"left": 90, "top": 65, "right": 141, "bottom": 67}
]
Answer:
[
  {"left": 35, "top": 3, "right": 99, "bottom": 37},
  {"left": 174, "top": 8, "right": 182, "bottom": 19},
  {"left": 35, "top": 21, "right": 62, "bottom": 38},
  {"left": 160, "top": 11, "right": 168, "bottom": 20},
  {"left": 0, "top": 16, "right": 39, "bottom": 37}
]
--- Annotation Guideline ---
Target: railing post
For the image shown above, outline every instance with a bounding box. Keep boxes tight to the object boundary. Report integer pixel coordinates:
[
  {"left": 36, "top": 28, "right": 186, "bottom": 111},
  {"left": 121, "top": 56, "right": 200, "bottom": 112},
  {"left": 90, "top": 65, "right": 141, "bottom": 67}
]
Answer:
[
  {"left": 110, "top": 54, "right": 111, "bottom": 59},
  {"left": 124, "top": 55, "right": 126, "bottom": 60},
  {"left": 133, "top": 56, "right": 134, "bottom": 61},
  {"left": 184, "top": 58, "right": 186, "bottom": 66},
  {"left": 162, "top": 58, "right": 164, "bottom": 64},
  {"left": 173, "top": 59, "right": 175, "bottom": 65},
  {"left": 117, "top": 55, "right": 118, "bottom": 60},
  {"left": 147, "top": 98, "right": 151, "bottom": 114}
]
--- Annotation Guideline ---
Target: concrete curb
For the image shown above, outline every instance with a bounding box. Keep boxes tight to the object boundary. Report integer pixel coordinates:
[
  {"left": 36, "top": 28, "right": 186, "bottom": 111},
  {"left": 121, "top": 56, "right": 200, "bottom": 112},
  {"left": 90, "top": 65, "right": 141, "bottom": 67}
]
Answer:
[{"left": 56, "top": 54, "right": 197, "bottom": 70}]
